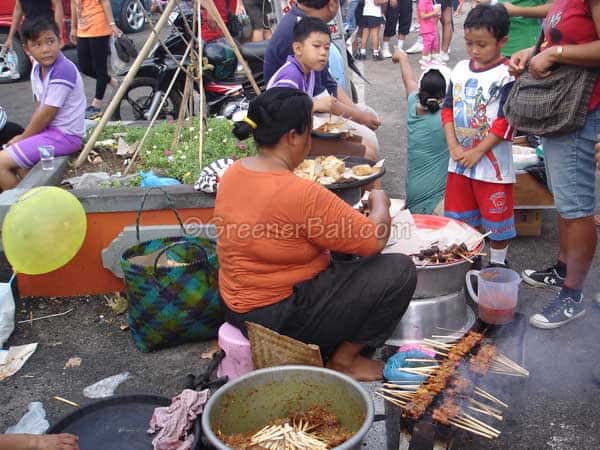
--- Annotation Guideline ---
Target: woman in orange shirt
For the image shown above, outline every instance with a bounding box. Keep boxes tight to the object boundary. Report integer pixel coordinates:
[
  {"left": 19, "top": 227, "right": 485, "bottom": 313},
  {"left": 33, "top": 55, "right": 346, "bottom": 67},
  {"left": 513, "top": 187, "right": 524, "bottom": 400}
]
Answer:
[
  {"left": 70, "top": 0, "right": 122, "bottom": 119},
  {"left": 214, "top": 87, "right": 417, "bottom": 381}
]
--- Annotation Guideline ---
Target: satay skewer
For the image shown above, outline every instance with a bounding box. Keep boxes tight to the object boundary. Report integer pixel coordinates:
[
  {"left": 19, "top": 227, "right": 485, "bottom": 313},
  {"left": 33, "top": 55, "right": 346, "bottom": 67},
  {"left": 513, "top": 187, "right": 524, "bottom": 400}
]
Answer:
[
  {"left": 448, "top": 420, "right": 496, "bottom": 439},
  {"left": 405, "top": 358, "right": 438, "bottom": 363},
  {"left": 468, "top": 405, "right": 503, "bottom": 421},
  {"left": 374, "top": 391, "right": 407, "bottom": 407},
  {"left": 462, "top": 413, "right": 501, "bottom": 435},
  {"left": 469, "top": 399, "right": 504, "bottom": 416},
  {"left": 474, "top": 387, "right": 508, "bottom": 408}
]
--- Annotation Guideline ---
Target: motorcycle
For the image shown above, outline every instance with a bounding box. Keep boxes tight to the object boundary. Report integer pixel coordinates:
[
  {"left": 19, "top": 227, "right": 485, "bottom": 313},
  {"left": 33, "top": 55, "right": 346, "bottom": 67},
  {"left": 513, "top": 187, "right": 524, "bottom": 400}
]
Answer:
[{"left": 113, "top": 10, "right": 266, "bottom": 121}]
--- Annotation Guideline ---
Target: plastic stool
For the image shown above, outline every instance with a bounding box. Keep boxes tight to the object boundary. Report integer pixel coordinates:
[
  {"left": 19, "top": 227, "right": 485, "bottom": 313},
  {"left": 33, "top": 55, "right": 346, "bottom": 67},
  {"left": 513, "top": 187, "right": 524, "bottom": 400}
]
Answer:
[{"left": 217, "top": 322, "right": 254, "bottom": 381}]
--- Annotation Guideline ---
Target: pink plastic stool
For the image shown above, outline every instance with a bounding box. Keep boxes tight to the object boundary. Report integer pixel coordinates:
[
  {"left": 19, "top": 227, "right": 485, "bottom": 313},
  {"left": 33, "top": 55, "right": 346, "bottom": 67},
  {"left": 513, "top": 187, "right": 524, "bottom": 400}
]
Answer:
[{"left": 217, "top": 322, "right": 254, "bottom": 381}]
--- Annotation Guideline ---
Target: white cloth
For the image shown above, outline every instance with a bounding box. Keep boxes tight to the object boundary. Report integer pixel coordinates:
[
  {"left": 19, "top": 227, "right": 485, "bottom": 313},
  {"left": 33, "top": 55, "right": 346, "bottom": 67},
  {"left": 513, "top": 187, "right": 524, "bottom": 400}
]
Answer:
[{"left": 363, "top": 0, "right": 383, "bottom": 18}]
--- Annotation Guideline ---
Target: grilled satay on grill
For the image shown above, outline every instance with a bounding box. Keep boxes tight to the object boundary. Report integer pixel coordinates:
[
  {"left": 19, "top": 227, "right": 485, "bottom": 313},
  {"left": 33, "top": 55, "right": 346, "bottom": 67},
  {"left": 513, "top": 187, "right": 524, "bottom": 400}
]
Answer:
[
  {"left": 432, "top": 398, "right": 462, "bottom": 426},
  {"left": 470, "top": 344, "right": 498, "bottom": 375}
]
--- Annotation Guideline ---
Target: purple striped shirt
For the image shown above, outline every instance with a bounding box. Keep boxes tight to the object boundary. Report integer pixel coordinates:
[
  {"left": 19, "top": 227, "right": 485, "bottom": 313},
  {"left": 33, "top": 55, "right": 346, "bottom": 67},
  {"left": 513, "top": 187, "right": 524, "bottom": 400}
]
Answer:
[
  {"left": 266, "top": 55, "right": 316, "bottom": 96},
  {"left": 31, "top": 52, "right": 86, "bottom": 137}
]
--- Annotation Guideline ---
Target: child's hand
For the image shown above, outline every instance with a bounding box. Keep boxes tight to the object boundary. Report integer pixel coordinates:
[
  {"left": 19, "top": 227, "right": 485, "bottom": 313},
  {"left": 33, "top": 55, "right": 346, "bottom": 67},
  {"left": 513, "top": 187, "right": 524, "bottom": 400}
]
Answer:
[
  {"left": 449, "top": 144, "right": 465, "bottom": 161},
  {"left": 6, "top": 134, "right": 23, "bottom": 146},
  {"left": 359, "top": 110, "right": 381, "bottom": 130},
  {"left": 509, "top": 47, "right": 533, "bottom": 77},
  {"left": 458, "top": 147, "right": 485, "bottom": 168},
  {"left": 313, "top": 95, "right": 333, "bottom": 113}
]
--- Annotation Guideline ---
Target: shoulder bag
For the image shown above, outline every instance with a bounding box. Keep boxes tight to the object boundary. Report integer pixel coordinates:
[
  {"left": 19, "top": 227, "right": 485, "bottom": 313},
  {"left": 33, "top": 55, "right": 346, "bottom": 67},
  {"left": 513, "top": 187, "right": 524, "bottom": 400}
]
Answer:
[{"left": 504, "top": 32, "right": 599, "bottom": 136}]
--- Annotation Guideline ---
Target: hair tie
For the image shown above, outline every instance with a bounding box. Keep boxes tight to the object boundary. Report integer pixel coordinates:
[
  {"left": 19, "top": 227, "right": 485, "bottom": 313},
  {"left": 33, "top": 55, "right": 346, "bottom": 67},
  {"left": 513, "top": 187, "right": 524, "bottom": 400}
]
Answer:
[{"left": 243, "top": 116, "right": 257, "bottom": 130}]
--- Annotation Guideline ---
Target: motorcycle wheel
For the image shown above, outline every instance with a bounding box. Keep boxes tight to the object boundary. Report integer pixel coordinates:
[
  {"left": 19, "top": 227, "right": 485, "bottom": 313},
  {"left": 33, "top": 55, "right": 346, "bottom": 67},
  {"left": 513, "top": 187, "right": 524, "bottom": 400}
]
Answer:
[{"left": 113, "top": 77, "right": 182, "bottom": 121}]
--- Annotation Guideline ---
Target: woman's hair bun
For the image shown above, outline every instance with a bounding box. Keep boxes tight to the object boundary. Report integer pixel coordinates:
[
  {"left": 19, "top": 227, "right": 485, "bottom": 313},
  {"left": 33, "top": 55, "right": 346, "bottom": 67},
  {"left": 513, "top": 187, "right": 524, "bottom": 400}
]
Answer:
[{"left": 232, "top": 121, "right": 253, "bottom": 141}]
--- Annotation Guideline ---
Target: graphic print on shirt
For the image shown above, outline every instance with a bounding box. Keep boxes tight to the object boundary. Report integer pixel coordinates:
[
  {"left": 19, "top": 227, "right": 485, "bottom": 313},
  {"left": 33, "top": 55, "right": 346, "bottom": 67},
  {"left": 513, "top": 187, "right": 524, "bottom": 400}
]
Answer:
[{"left": 452, "top": 76, "right": 508, "bottom": 181}]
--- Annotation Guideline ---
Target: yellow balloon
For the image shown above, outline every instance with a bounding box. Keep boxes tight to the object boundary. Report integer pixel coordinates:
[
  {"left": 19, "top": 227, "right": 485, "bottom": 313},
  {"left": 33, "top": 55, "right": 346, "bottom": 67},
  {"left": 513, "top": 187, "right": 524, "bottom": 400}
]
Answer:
[{"left": 2, "top": 187, "right": 87, "bottom": 275}]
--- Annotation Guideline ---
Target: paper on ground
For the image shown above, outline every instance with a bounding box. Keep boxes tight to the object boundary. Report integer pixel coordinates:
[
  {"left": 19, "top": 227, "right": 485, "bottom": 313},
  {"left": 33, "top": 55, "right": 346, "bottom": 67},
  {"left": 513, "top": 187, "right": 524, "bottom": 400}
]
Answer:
[{"left": 0, "top": 343, "right": 38, "bottom": 381}]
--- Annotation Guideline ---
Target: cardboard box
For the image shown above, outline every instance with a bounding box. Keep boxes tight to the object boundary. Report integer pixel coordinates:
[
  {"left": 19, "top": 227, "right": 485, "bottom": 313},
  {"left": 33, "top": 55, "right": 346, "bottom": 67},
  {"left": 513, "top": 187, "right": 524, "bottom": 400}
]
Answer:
[{"left": 515, "top": 210, "right": 542, "bottom": 236}]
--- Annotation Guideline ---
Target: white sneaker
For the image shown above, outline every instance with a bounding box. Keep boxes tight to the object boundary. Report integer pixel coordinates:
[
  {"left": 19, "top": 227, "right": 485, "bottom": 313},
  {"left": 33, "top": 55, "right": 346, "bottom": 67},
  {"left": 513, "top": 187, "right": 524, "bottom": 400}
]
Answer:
[
  {"left": 382, "top": 45, "right": 393, "bottom": 59},
  {"left": 439, "top": 52, "right": 450, "bottom": 62},
  {"left": 406, "top": 38, "right": 424, "bottom": 54}
]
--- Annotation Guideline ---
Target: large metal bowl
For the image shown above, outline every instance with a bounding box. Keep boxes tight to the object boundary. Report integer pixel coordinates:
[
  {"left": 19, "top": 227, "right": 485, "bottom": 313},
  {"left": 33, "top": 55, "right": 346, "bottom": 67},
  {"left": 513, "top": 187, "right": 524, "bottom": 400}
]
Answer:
[
  {"left": 202, "top": 366, "right": 374, "bottom": 450},
  {"left": 386, "top": 292, "right": 476, "bottom": 346},
  {"left": 413, "top": 257, "right": 473, "bottom": 299}
]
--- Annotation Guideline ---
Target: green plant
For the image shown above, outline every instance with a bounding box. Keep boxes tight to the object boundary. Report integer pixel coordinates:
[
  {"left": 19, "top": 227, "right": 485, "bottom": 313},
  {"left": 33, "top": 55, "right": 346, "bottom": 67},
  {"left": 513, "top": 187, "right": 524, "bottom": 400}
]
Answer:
[{"left": 87, "top": 117, "right": 256, "bottom": 185}]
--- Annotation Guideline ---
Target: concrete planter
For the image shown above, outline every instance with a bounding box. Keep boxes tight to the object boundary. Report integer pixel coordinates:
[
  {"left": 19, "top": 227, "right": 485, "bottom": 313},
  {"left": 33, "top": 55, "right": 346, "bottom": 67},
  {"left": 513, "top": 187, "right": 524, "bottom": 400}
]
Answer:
[{"left": 0, "top": 156, "right": 216, "bottom": 298}]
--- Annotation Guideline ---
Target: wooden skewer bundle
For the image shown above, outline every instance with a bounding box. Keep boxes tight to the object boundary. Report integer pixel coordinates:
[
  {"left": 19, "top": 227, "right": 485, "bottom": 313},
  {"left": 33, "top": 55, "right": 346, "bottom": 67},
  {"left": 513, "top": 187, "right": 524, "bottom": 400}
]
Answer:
[{"left": 250, "top": 421, "right": 329, "bottom": 450}]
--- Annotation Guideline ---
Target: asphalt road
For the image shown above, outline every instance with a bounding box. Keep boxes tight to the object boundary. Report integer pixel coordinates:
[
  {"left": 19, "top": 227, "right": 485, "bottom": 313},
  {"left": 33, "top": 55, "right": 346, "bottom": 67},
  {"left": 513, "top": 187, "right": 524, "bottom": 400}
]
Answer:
[{"left": 2, "top": 10, "right": 600, "bottom": 450}]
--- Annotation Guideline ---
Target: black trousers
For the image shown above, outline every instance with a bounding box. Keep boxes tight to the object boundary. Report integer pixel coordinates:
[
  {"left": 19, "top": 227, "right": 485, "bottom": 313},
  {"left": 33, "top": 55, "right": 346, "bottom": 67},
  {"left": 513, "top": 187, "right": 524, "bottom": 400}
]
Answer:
[
  {"left": 224, "top": 254, "right": 417, "bottom": 357},
  {"left": 77, "top": 35, "right": 111, "bottom": 101},
  {"left": 384, "top": 0, "right": 413, "bottom": 38},
  {"left": 0, "top": 122, "right": 25, "bottom": 147}
]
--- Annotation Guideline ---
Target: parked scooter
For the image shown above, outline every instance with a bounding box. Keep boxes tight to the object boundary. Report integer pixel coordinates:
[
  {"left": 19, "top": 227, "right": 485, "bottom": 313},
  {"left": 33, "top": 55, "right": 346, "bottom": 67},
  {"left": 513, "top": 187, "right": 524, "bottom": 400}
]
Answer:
[{"left": 113, "top": 10, "right": 266, "bottom": 121}]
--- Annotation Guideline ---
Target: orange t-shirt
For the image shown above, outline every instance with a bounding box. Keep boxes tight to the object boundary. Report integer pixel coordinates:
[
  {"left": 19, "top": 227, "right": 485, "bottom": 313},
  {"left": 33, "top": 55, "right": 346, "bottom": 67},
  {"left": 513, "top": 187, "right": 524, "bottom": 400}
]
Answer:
[
  {"left": 76, "top": 0, "right": 112, "bottom": 37},
  {"left": 214, "top": 161, "right": 381, "bottom": 313}
]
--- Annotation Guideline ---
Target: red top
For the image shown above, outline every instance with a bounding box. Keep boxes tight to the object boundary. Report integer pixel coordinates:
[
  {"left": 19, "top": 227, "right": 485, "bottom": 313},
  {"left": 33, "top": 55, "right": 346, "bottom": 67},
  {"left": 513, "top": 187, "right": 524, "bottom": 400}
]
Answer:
[
  {"left": 213, "top": 161, "right": 381, "bottom": 313},
  {"left": 542, "top": 0, "right": 600, "bottom": 111},
  {"left": 201, "top": 0, "right": 229, "bottom": 42}
]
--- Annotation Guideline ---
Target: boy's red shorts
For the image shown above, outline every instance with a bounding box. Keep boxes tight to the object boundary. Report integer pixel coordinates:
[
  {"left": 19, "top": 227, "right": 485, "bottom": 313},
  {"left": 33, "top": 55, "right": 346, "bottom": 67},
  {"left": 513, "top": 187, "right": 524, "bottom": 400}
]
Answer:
[{"left": 444, "top": 172, "right": 516, "bottom": 241}]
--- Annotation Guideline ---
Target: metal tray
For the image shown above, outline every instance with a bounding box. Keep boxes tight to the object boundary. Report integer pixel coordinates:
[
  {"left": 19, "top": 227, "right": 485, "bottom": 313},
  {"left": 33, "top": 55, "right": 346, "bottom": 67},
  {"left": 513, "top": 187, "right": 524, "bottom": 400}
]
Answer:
[{"left": 47, "top": 395, "right": 171, "bottom": 450}]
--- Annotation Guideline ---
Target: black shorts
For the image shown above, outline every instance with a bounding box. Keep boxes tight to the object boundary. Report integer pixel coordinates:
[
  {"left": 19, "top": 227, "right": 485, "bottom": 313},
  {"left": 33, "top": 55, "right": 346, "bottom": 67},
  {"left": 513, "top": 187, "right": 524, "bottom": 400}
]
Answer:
[
  {"left": 359, "top": 15, "right": 385, "bottom": 29},
  {"left": 243, "top": 0, "right": 271, "bottom": 30},
  {"left": 223, "top": 254, "right": 417, "bottom": 357},
  {"left": 437, "top": 0, "right": 453, "bottom": 10}
]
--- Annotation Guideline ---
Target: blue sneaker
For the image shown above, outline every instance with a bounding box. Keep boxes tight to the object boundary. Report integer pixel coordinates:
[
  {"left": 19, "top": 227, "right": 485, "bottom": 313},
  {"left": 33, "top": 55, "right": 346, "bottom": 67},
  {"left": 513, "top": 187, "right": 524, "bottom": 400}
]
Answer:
[{"left": 529, "top": 293, "right": 585, "bottom": 329}]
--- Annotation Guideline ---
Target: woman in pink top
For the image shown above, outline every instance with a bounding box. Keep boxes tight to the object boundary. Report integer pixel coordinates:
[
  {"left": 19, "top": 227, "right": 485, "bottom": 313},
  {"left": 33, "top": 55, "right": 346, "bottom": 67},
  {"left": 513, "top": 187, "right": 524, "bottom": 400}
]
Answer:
[{"left": 418, "top": 0, "right": 442, "bottom": 67}]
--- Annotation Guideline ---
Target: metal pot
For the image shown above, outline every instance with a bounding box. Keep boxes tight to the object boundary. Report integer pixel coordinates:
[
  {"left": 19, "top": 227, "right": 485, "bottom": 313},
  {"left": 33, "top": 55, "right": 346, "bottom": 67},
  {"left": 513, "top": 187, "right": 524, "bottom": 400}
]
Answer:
[
  {"left": 386, "top": 291, "right": 476, "bottom": 346},
  {"left": 413, "top": 258, "right": 473, "bottom": 299},
  {"left": 201, "top": 366, "right": 374, "bottom": 450}
]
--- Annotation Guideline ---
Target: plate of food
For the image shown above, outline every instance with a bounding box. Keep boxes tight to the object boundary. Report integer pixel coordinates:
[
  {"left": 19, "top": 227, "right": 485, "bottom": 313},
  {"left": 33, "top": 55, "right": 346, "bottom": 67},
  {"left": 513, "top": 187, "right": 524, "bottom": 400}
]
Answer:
[
  {"left": 294, "top": 156, "right": 385, "bottom": 189},
  {"left": 311, "top": 116, "right": 352, "bottom": 139}
]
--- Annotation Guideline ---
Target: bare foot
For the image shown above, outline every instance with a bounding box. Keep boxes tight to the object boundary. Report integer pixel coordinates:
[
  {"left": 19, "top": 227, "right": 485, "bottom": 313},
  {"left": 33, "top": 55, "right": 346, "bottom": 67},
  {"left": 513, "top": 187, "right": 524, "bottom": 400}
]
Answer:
[
  {"left": 327, "top": 355, "right": 384, "bottom": 382},
  {"left": 595, "top": 214, "right": 600, "bottom": 226},
  {"left": 32, "top": 433, "right": 80, "bottom": 450}
]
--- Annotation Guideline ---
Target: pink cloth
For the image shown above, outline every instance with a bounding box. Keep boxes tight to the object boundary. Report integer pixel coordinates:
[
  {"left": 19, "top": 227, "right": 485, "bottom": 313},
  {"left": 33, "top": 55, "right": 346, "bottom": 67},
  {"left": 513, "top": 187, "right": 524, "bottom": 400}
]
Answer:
[
  {"left": 422, "top": 32, "right": 439, "bottom": 55},
  {"left": 148, "top": 389, "right": 210, "bottom": 450},
  {"left": 418, "top": 0, "right": 437, "bottom": 35},
  {"left": 399, "top": 344, "right": 436, "bottom": 358}
]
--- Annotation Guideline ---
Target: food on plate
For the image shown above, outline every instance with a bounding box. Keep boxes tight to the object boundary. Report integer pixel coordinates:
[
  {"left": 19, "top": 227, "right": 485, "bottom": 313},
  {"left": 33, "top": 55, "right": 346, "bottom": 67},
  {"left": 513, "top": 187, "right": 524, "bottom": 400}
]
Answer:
[
  {"left": 314, "top": 119, "right": 349, "bottom": 134},
  {"left": 320, "top": 155, "right": 346, "bottom": 179},
  {"left": 351, "top": 164, "right": 379, "bottom": 177}
]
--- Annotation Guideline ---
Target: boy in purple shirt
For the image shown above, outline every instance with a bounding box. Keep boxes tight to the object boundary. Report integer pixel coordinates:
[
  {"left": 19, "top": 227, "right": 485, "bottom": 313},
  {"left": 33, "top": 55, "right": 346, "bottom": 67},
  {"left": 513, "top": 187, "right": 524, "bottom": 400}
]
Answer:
[
  {"left": 0, "top": 16, "right": 85, "bottom": 190},
  {"left": 267, "top": 17, "right": 378, "bottom": 160}
]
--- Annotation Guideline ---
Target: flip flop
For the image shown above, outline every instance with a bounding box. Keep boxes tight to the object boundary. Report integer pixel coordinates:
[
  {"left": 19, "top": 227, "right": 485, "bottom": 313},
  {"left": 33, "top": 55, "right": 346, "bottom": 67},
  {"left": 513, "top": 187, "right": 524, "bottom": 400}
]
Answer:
[{"left": 595, "top": 214, "right": 600, "bottom": 226}]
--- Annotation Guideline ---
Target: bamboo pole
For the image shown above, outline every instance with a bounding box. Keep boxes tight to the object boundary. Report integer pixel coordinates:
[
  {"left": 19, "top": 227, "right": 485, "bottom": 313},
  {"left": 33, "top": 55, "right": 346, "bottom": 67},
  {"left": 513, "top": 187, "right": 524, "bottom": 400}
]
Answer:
[
  {"left": 75, "top": 0, "right": 179, "bottom": 167},
  {"left": 197, "top": 0, "right": 204, "bottom": 167},
  {"left": 203, "top": 0, "right": 260, "bottom": 95},
  {"left": 123, "top": 40, "right": 193, "bottom": 175}
]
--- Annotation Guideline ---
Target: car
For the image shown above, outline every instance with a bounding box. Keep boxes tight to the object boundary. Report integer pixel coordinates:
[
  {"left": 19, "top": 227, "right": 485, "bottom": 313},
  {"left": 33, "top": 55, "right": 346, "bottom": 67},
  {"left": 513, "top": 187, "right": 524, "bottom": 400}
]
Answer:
[{"left": 0, "top": 0, "right": 150, "bottom": 83}]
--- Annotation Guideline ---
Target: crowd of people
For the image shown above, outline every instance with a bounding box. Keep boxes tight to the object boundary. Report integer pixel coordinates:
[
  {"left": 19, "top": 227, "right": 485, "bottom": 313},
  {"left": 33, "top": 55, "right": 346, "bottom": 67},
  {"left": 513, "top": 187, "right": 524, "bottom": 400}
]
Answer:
[{"left": 0, "top": 0, "right": 599, "bottom": 387}]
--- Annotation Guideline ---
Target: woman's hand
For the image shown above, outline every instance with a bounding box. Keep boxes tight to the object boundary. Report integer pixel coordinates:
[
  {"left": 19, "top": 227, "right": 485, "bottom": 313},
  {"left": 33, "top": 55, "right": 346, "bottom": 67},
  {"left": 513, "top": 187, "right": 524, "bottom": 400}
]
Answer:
[
  {"left": 312, "top": 95, "right": 333, "bottom": 114},
  {"left": 368, "top": 189, "right": 391, "bottom": 211},
  {"left": 69, "top": 28, "right": 77, "bottom": 45},
  {"left": 528, "top": 48, "right": 556, "bottom": 79},
  {"left": 509, "top": 47, "right": 534, "bottom": 76},
  {"left": 111, "top": 23, "right": 123, "bottom": 37}
]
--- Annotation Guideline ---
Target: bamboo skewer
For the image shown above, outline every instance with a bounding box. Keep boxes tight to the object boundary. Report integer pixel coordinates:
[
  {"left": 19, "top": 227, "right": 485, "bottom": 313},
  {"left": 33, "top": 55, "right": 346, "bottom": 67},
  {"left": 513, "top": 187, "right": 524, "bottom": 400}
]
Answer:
[
  {"left": 468, "top": 405, "right": 503, "bottom": 421},
  {"left": 474, "top": 388, "right": 508, "bottom": 408},
  {"left": 448, "top": 420, "right": 496, "bottom": 439},
  {"left": 405, "top": 358, "right": 438, "bottom": 363},
  {"left": 454, "top": 416, "right": 498, "bottom": 435},
  {"left": 462, "top": 413, "right": 501, "bottom": 435},
  {"left": 470, "top": 399, "right": 503, "bottom": 416},
  {"left": 53, "top": 396, "right": 79, "bottom": 408},
  {"left": 374, "top": 391, "right": 407, "bottom": 407}
]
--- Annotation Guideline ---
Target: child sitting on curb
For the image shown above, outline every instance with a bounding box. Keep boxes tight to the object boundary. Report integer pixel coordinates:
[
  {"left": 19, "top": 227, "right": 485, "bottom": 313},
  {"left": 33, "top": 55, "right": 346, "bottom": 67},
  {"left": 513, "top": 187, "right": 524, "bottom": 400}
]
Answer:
[{"left": 0, "top": 16, "right": 85, "bottom": 190}]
